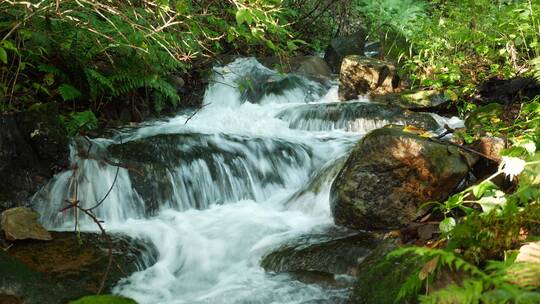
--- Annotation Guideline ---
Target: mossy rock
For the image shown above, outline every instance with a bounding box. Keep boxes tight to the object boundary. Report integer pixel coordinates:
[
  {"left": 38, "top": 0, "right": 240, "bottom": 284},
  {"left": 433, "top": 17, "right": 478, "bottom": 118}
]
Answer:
[
  {"left": 372, "top": 90, "right": 447, "bottom": 110},
  {"left": 69, "top": 295, "right": 137, "bottom": 304},
  {"left": 0, "top": 232, "right": 156, "bottom": 304},
  {"left": 331, "top": 125, "right": 476, "bottom": 230}
]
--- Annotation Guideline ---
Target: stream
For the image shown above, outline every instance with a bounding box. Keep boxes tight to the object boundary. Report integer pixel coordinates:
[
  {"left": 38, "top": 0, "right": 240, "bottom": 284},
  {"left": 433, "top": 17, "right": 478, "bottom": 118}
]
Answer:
[{"left": 31, "top": 58, "right": 449, "bottom": 304}]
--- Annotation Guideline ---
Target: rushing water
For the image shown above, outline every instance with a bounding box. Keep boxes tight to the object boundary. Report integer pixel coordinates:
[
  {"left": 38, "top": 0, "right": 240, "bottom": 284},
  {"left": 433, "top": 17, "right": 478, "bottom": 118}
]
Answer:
[{"left": 32, "top": 58, "right": 449, "bottom": 303}]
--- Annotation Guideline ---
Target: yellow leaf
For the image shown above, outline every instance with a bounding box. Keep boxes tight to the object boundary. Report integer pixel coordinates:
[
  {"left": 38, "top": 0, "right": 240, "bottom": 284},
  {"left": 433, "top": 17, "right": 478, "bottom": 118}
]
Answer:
[{"left": 419, "top": 256, "right": 439, "bottom": 280}]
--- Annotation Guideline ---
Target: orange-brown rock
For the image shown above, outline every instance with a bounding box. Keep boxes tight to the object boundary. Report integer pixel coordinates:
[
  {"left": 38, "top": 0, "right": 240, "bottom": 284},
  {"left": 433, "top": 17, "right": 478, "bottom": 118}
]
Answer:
[{"left": 338, "top": 56, "right": 404, "bottom": 101}]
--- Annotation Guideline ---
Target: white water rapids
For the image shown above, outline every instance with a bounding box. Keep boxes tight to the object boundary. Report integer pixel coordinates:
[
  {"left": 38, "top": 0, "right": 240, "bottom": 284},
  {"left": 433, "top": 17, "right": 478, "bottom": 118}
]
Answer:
[{"left": 31, "top": 58, "right": 455, "bottom": 303}]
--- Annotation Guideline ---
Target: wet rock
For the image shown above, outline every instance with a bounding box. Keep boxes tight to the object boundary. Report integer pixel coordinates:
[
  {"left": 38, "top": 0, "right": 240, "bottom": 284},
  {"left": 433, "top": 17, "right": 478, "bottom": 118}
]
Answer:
[
  {"left": 261, "top": 229, "right": 383, "bottom": 276},
  {"left": 259, "top": 56, "right": 333, "bottom": 81},
  {"left": 1, "top": 207, "right": 52, "bottom": 241},
  {"left": 0, "top": 232, "right": 156, "bottom": 304},
  {"left": 0, "top": 103, "right": 69, "bottom": 212},
  {"left": 0, "top": 115, "right": 49, "bottom": 212},
  {"left": 277, "top": 101, "right": 440, "bottom": 133},
  {"left": 214, "top": 58, "right": 328, "bottom": 104},
  {"left": 295, "top": 56, "right": 333, "bottom": 80},
  {"left": 286, "top": 156, "right": 349, "bottom": 206},
  {"left": 371, "top": 89, "right": 448, "bottom": 110},
  {"left": 339, "top": 56, "right": 403, "bottom": 101},
  {"left": 107, "top": 133, "right": 314, "bottom": 214},
  {"left": 324, "top": 30, "right": 367, "bottom": 73},
  {"left": 331, "top": 126, "right": 476, "bottom": 230}
]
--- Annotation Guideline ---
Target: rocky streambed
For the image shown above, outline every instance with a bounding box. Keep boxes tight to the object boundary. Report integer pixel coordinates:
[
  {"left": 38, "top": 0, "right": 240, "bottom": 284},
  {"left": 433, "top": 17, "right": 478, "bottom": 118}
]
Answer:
[{"left": 0, "top": 52, "right": 502, "bottom": 304}]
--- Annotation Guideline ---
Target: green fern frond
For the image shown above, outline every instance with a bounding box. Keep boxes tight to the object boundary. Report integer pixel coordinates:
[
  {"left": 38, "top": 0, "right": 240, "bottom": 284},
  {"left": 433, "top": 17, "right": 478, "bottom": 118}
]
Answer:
[
  {"left": 58, "top": 83, "right": 82, "bottom": 101},
  {"left": 420, "top": 279, "right": 484, "bottom": 304},
  {"left": 148, "top": 78, "right": 180, "bottom": 107}
]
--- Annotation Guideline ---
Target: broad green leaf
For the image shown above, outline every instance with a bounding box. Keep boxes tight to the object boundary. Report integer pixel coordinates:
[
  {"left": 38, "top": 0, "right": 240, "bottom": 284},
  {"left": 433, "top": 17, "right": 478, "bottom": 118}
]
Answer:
[
  {"left": 1, "top": 40, "right": 17, "bottom": 52},
  {"left": 0, "top": 47, "right": 7, "bottom": 64},
  {"left": 236, "top": 8, "right": 250, "bottom": 25},
  {"left": 439, "top": 217, "right": 456, "bottom": 234},
  {"left": 471, "top": 180, "right": 498, "bottom": 198},
  {"left": 477, "top": 190, "right": 507, "bottom": 213}
]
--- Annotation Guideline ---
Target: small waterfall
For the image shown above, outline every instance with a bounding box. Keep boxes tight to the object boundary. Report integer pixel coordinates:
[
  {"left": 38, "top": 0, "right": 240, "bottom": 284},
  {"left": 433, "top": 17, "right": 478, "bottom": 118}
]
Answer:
[{"left": 31, "top": 57, "right": 448, "bottom": 304}]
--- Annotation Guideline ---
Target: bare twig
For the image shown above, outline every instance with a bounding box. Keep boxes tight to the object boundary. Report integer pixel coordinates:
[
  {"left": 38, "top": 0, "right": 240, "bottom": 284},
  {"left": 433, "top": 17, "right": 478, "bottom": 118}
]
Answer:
[
  {"left": 60, "top": 134, "right": 126, "bottom": 294},
  {"left": 184, "top": 103, "right": 211, "bottom": 124}
]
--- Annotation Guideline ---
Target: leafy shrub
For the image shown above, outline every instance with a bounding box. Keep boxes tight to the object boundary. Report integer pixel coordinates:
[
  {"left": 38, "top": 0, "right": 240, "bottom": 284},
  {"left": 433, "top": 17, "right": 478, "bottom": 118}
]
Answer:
[{"left": 0, "top": 0, "right": 293, "bottom": 116}]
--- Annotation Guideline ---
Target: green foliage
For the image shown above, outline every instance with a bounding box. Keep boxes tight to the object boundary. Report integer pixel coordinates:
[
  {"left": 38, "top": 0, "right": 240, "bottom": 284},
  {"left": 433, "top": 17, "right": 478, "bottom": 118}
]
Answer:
[
  {"left": 395, "top": 0, "right": 540, "bottom": 114},
  {"left": 281, "top": 0, "right": 426, "bottom": 53},
  {"left": 390, "top": 246, "right": 540, "bottom": 303},
  {"left": 69, "top": 295, "right": 137, "bottom": 304},
  {"left": 61, "top": 110, "right": 98, "bottom": 136},
  {"left": 58, "top": 84, "right": 83, "bottom": 102},
  {"left": 0, "top": 0, "right": 293, "bottom": 121}
]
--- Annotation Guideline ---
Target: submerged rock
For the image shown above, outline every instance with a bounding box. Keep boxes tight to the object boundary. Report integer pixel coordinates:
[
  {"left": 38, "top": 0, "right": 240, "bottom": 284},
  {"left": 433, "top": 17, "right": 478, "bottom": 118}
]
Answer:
[
  {"left": 261, "top": 229, "right": 383, "bottom": 276},
  {"left": 1, "top": 207, "right": 52, "bottom": 241},
  {"left": 0, "top": 232, "right": 156, "bottom": 304},
  {"left": 277, "top": 101, "right": 440, "bottom": 133},
  {"left": 331, "top": 126, "right": 476, "bottom": 230},
  {"left": 339, "top": 56, "right": 403, "bottom": 101},
  {"left": 107, "top": 132, "right": 315, "bottom": 214},
  {"left": 324, "top": 31, "right": 367, "bottom": 73}
]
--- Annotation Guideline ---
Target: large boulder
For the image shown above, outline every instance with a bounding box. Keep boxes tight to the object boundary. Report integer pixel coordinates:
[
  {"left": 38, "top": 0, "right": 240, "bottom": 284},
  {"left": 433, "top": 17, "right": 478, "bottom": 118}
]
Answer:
[
  {"left": 324, "top": 31, "right": 367, "bottom": 73},
  {"left": 339, "top": 56, "right": 403, "bottom": 101},
  {"left": 0, "top": 232, "right": 156, "bottom": 304},
  {"left": 331, "top": 126, "right": 476, "bottom": 230},
  {"left": 1, "top": 207, "right": 52, "bottom": 241}
]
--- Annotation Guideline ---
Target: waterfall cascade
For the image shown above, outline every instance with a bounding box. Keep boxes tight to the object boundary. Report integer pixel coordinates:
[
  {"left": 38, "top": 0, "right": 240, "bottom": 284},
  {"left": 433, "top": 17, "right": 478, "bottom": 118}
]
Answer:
[{"left": 32, "top": 58, "right": 449, "bottom": 304}]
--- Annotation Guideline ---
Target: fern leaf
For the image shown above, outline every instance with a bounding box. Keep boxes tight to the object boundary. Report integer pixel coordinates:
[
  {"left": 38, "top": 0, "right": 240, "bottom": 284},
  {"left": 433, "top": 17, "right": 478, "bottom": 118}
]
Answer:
[{"left": 58, "top": 84, "right": 82, "bottom": 101}]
